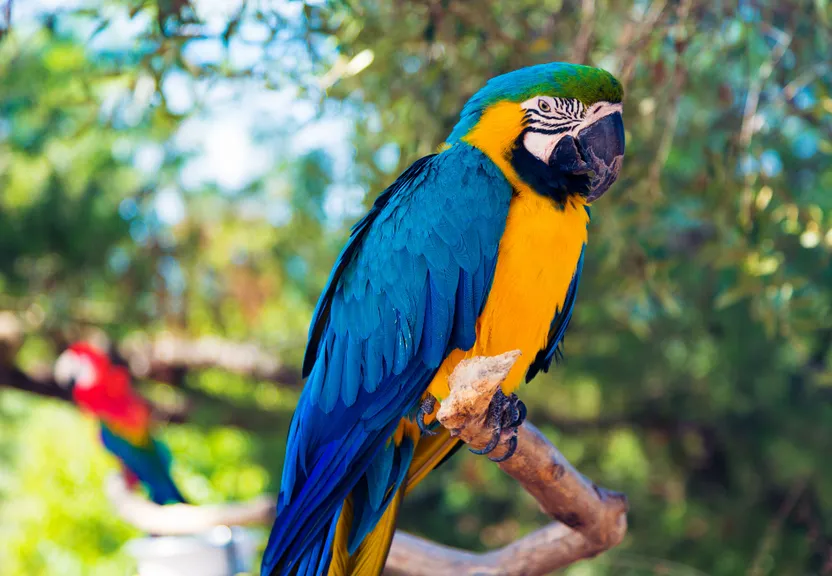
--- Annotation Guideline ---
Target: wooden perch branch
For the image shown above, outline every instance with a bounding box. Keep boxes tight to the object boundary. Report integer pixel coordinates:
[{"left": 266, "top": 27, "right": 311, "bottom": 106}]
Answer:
[
  {"left": 386, "top": 351, "right": 628, "bottom": 576},
  {"left": 105, "top": 473, "right": 275, "bottom": 536}
]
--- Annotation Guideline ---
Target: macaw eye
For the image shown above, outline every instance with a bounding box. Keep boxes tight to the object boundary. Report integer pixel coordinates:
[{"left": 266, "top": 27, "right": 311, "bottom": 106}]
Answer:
[{"left": 538, "top": 99, "right": 551, "bottom": 113}]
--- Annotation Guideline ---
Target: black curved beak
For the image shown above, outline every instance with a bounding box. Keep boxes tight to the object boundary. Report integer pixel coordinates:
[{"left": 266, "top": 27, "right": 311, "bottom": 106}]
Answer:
[{"left": 548, "top": 111, "right": 625, "bottom": 202}]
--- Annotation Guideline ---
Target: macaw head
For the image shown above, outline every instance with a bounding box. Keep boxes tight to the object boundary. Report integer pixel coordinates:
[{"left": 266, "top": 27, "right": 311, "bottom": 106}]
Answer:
[
  {"left": 448, "top": 62, "right": 625, "bottom": 205},
  {"left": 54, "top": 342, "right": 131, "bottom": 412}
]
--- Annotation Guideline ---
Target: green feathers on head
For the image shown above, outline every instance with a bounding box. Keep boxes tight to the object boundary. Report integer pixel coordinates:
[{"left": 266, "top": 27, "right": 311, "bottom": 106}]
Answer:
[{"left": 449, "top": 62, "right": 623, "bottom": 142}]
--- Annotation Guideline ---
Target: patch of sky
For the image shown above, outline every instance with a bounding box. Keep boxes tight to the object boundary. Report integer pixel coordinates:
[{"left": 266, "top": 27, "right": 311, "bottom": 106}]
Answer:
[
  {"left": 630, "top": 0, "right": 651, "bottom": 19},
  {"left": 158, "top": 255, "right": 186, "bottom": 296},
  {"left": 723, "top": 19, "right": 743, "bottom": 46},
  {"left": 24, "top": 0, "right": 356, "bottom": 229},
  {"left": 324, "top": 184, "right": 366, "bottom": 229},
  {"left": 11, "top": 0, "right": 91, "bottom": 36},
  {"left": 162, "top": 70, "right": 196, "bottom": 115},
  {"left": 183, "top": 39, "right": 225, "bottom": 67},
  {"left": 781, "top": 49, "right": 796, "bottom": 70},
  {"left": 118, "top": 198, "right": 139, "bottom": 220},
  {"left": 285, "top": 255, "right": 309, "bottom": 282},
  {"left": 738, "top": 1, "right": 759, "bottom": 22},
  {"left": 133, "top": 143, "right": 165, "bottom": 175},
  {"left": 793, "top": 87, "right": 815, "bottom": 111},
  {"left": 793, "top": 132, "right": 818, "bottom": 159},
  {"left": 129, "top": 219, "right": 150, "bottom": 246},
  {"left": 108, "top": 247, "right": 131, "bottom": 276},
  {"left": 402, "top": 56, "right": 422, "bottom": 75},
  {"left": 111, "top": 137, "right": 133, "bottom": 163},
  {"left": 781, "top": 116, "right": 805, "bottom": 139},
  {"left": 739, "top": 154, "right": 759, "bottom": 177},
  {"left": 229, "top": 37, "right": 265, "bottom": 71},
  {"left": 176, "top": 112, "right": 274, "bottom": 192},
  {"left": 759, "top": 107, "right": 784, "bottom": 135},
  {"left": 154, "top": 188, "right": 187, "bottom": 226},
  {"left": 188, "top": 0, "right": 246, "bottom": 36},
  {"left": 86, "top": 7, "right": 152, "bottom": 51},
  {"left": 760, "top": 150, "right": 783, "bottom": 178},
  {"left": 365, "top": 111, "right": 383, "bottom": 134},
  {"left": 266, "top": 200, "right": 293, "bottom": 228},
  {"left": 374, "top": 143, "right": 400, "bottom": 173}
]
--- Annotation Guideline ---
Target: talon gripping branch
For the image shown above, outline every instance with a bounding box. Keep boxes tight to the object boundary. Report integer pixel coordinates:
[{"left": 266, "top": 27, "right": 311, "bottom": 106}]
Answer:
[{"left": 262, "top": 62, "right": 626, "bottom": 576}]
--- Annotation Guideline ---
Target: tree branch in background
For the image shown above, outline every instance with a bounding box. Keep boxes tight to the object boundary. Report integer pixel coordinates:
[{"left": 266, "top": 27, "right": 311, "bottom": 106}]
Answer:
[
  {"left": 105, "top": 473, "right": 275, "bottom": 536},
  {"left": 0, "top": 364, "right": 73, "bottom": 401},
  {"left": 0, "top": 311, "right": 304, "bottom": 412},
  {"left": 119, "top": 332, "right": 303, "bottom": 387},
  {"left": 386, "top": 352, "right": 628, "bottom": 576},
  {"left": 570, "top": 0, "right": 596, "bottom": 65}
]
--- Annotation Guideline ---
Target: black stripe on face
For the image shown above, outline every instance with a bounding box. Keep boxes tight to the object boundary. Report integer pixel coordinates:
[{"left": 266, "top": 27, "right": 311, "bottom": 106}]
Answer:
[
  {"left": 523, "top": 112, "right": 576, "bottom": 133},
  {"left": 524, "top": 125, "right": 572, "bottom": 136},
  {"left": 526, "top": 109, "right": 561, "bottom": 122}
]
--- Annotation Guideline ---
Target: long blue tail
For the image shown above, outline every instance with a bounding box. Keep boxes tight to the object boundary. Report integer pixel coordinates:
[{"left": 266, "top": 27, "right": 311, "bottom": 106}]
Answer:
[
  {"left": 100, "top": 424, "right": 187, "bottom": 505},
  {"left": 261, "top": 361, "right": 429, "bottom": 576}
]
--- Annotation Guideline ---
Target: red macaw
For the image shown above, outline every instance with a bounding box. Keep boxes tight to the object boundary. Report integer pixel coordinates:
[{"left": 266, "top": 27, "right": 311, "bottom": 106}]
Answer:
[{"left": 54, "top": 342, "right": 186, "bottom": 505}]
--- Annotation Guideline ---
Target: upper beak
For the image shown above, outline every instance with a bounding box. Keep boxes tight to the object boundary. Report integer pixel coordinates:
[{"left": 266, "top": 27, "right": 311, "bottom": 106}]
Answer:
[{"left": 576, "top": 111, "right": 625, "bottom": 202}]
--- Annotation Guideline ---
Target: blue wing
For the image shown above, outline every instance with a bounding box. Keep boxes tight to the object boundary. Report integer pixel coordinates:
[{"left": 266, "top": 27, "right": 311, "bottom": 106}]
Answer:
[
  {"left": 100, "top": 424, "right": 186, "bottom": 505},
  {"left": 262, "top": 143, "right": 511, "bottom": 576},
  {"left": 525, "top": 240, "right": 586, "bottom": 383}
]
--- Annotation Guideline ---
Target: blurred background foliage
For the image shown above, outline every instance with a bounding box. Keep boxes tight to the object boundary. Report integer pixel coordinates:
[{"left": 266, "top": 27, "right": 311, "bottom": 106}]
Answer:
[{"left": 1, "top": 0, "right": 831, "bottom": 574}]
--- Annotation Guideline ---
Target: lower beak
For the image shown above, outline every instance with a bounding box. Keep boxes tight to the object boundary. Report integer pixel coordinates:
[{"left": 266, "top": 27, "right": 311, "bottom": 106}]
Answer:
[{"left": 577, "top": 111, "right": 625, "bottom": 202}]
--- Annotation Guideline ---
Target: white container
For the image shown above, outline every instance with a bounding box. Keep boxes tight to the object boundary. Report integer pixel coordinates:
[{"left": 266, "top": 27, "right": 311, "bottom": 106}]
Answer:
[{"left": 126, "top": 526, "right": 256, "bottom": 576}]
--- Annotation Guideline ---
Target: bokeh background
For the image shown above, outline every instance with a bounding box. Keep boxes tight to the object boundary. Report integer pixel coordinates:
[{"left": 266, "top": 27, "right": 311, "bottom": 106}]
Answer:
[{"left": 1, "top": 0, "right": 832, "bottom": 575}]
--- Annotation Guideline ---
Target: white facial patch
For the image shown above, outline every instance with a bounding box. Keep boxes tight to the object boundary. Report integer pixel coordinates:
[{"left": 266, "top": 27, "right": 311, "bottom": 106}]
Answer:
[
  {"left": 54, "top": 350, "right": 97, "bottom": 390},
  {"left": 519, "top": 96, "right": 622, "bottom": 163}
]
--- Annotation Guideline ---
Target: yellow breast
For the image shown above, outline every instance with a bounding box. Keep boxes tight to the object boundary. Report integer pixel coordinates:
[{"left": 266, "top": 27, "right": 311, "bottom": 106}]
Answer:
[
  {"left": 426, "top": 192, "right": 588, "bottom": 401},
  {"left": 421, "top": 100, "right": 590, "bottom": 402}
]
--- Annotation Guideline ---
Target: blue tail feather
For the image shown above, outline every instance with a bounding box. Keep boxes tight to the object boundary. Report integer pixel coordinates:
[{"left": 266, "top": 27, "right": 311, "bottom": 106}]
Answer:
[
  {"left": 100, "top": 424, "right": 186, "bottom": 505},
  {"left": 261, "top": 361, "right": 431, "bottom": 576}
]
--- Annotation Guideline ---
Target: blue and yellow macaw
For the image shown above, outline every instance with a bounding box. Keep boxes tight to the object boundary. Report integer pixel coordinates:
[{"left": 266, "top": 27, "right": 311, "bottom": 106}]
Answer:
[
  {"left": 262, "top": 62, "right": 625, "bottom": 576},
  {"left": 54, "top": 342, "right": 187, "bottom": 506}
]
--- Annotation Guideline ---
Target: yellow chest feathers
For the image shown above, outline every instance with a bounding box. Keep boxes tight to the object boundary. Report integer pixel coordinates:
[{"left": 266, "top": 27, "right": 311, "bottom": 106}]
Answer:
[{"left": 427, "top": 193, "right": 588, "bottom": 400}]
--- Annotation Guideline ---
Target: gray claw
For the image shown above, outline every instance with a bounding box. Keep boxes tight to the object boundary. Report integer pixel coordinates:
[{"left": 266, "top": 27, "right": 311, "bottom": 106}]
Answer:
[
  {"left": 417, "top": 395, "right": 438, "bottom": 436},
  {"left": 489, "top": 433, "right": 518, "bottom": 462},
  {"left": 469, "top": 428, "right": 501, "bottom": 455},
  {"left": 469, "top": 389, "right": 526, "bottom": 461}
]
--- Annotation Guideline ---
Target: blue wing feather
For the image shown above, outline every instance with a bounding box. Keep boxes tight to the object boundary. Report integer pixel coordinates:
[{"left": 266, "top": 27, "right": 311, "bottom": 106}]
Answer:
[{"left": 262, "top": 143, "right": 511, "bottom": 576}]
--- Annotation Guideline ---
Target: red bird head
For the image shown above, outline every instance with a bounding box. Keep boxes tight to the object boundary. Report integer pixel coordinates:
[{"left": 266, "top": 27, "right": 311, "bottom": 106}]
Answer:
[{"left": 54, "top": 342, "right": 133, "bottom": 414}]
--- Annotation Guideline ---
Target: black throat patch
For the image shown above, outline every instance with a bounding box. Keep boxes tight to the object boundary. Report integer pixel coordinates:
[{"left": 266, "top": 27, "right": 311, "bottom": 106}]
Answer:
[{"left": 509, "top": 132, "right": 591, "bottom": 207}]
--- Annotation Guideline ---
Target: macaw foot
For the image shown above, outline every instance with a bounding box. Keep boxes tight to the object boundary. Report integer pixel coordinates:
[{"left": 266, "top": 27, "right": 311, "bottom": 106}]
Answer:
[
  {"left": 469, "top": 389, "right": 527, "bottom": 462},
  {"left": 417, "top": 394, "right": 440, "bottom": 436}
]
